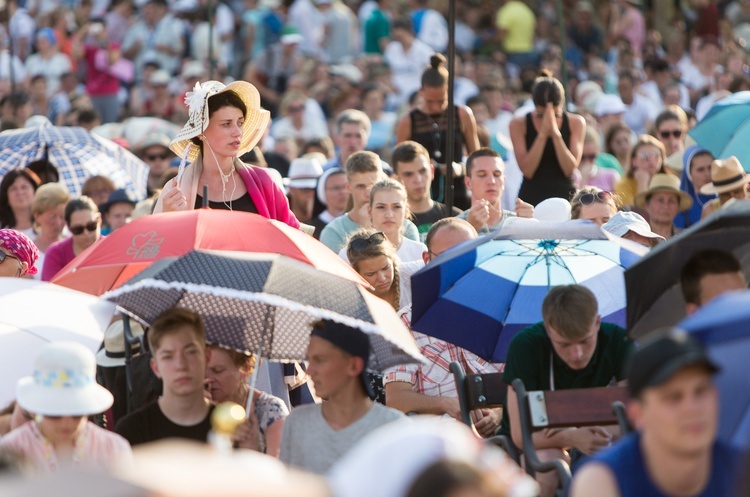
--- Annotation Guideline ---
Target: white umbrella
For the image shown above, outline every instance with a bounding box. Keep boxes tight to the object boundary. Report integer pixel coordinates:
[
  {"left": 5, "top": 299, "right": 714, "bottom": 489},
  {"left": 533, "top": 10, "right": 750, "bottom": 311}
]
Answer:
[{"left": 0, "top": 280, "right": 116, "bottom": 406}]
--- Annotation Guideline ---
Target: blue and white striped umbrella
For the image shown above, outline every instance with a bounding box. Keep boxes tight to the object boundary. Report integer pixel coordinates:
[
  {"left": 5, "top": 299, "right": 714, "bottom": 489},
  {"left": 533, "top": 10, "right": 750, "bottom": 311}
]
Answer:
[
  {"left": 0, "top": 125, "right": 149, "bottom": 200},
  {"left": 411, "top": 220, "right": 648, "bottom": 363}
]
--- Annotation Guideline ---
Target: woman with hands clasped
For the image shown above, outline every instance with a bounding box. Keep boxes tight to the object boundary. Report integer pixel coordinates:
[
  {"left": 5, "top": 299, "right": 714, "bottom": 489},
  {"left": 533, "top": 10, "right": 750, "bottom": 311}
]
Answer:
[
  {"left": 154, "top": 80, "right": 299, "bottom": 229},
  {"left": 509, "top": 70, "right": 586, "bottom": 206}
]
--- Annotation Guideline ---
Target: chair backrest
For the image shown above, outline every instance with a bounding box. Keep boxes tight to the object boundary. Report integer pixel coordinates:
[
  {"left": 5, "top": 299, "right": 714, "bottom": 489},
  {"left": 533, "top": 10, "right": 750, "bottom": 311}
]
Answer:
[
  {"left": 450, "top": 361, "right": 507, "bottom": 427},
  {"left": 523, "top": 385, "right": 629, "bottom": 429}
]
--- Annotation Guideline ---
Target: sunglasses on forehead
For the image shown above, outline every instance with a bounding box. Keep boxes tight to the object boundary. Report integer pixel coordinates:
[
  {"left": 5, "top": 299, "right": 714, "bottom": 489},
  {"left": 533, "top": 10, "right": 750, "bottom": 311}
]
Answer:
[
  {"left": 348, "top": 232, "right": 387, "bottom": 253},
  {"left": 578, "top": 191, "right": 612, "bottom": 206},
  {"left": 69, "top": 221, "right": 98, "bottom": 235}
]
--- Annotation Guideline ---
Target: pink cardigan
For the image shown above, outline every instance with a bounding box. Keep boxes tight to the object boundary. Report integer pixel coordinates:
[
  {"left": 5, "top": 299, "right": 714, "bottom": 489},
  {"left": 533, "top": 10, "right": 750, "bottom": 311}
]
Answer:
[{"left": 238, "top": 166, "right": 300, "bottom": 229}]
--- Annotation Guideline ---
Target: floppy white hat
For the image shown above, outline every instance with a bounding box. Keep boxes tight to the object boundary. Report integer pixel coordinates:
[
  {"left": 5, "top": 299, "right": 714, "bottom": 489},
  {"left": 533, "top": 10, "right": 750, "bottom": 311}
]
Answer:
[
  {"left": 96, "top": 320, "right": 145, "bottom": 368},
  {"left": 17, "top": 342, "right": 114, "bottom": 416},
  {"left": 170, "top": 80, "right": 270, "bottom": 164}
]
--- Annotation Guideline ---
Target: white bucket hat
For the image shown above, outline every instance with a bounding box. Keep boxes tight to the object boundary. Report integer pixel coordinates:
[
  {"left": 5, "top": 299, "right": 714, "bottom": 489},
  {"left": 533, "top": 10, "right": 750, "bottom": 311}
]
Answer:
[
  {"left": 17, "top": 342, "right": 114, "bottom": 416},
  {"left": 285, "top": 157, "right": 324, "bottom": 190},
  {"left": 96, "top": 320, "right": 145, "bottom": 368},
  {"left": 170, "top": 80, "right": 270, "bottom": 166}
]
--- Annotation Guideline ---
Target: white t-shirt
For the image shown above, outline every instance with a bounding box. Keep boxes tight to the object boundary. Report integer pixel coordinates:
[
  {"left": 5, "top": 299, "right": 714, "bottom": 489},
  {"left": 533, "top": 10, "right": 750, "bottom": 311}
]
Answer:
[{"left": 383, "top": 38, "right": 433, "bottom": 106}]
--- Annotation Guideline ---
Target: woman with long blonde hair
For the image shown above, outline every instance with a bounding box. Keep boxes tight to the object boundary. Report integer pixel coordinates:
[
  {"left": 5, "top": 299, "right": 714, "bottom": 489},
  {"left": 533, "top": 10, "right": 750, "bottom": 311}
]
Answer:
[{"left": 346, "top": 228, "right": 412, "bottom": 311}]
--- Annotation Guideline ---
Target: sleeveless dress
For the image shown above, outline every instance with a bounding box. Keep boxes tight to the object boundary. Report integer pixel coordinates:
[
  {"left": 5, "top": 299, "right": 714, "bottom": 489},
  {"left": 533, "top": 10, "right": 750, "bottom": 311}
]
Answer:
[
  {"left": 517, "top": 112, "right": 576, "bottom": 206},
  {"left": 410, "top": 107, "right": 470, "bottom": 210}
]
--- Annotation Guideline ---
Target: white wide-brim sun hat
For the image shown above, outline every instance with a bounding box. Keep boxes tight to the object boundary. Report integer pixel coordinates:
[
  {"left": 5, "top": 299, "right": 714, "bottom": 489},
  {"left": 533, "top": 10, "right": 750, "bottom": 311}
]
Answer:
[
  {"left": 17, "top": 342, "right": 114, "bottom": 417},
  {"left": 170, "top": 80, "right": 271, "bottom": 163}
]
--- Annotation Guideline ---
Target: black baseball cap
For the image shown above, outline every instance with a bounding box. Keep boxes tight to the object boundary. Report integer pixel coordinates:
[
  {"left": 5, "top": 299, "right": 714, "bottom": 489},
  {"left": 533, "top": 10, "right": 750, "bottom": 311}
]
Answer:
[
  {"left": 626, "top": 327, "right": 719, "bottom": 398},
  {"left": 311, "top": 319, "right": 375, "bottom": 399}
]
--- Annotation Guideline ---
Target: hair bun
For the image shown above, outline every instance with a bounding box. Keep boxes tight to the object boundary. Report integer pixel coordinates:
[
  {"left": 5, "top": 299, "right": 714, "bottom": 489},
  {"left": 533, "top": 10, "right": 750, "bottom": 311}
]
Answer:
[
  {"left": 538, "top": 69, "right": 553, "bottom": 78},
  {"left": 430, "top": 54, "right": 446, "bottom": 70}
]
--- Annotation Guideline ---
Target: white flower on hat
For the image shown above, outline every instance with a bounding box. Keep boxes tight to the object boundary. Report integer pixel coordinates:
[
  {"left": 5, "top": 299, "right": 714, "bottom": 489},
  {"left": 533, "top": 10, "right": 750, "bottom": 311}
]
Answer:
[{"left": 185, "top": 81, "right": 210, "bottom": 118}]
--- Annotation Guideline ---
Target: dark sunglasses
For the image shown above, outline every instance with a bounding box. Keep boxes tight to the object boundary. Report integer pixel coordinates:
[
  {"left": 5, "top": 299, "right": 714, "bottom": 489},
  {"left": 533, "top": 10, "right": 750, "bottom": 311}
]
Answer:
[
  {"left": 0, "top": 251, "right": 22, "bottom": 277},
  {"left": 70, "top": 221, "right": 98, "bottom": 235},
  {"left": 659, "top": 129, "right": 683, "bottom": 139},
  {"left": 581, "top": 154, "right": 597, "bottom": 162},
  {"left": 348, "top": 232, "right": 387, "bottom": 252},
  {"left": 146, "top": 152, "right": 171, "bottom": 161},
  {"left": 0, "top": 251, "right": 20, "bottom": 265},
  {"left": 578, "top": 191, "right": 612, "bottom": 206}
]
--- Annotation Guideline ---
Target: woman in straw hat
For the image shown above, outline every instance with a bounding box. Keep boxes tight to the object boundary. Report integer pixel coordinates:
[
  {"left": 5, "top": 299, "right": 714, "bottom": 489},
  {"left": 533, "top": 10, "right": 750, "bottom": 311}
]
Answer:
[
  {"left": 699, "top": 156, "right": 750, "bottom": 219},
  {"left": 0, "top": 342, "right": 131, "bottom": 473},
  {"left": 634, "top": 173, "right": 693, "bottom": 240},
  {"left": 153, "top": 80, "right": 300, "bottom": 228}
]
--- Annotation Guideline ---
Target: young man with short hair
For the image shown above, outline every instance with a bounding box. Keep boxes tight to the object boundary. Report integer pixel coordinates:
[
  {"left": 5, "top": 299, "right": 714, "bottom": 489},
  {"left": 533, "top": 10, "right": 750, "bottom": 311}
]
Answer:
[
  {"left": 392, "top": 141, "right": 461, "bottom": 241},
  {"left": 681, "top": 249, "right": 747, "bottom": 316},
  {"left": 500, "top": 285, "right": 634, "bottom": 497},
  {"left": 320, "top": 151, "right": 419, "bottom": 252},
  {"left": 457, "top": 148, "right": 533, "bottom": 233},
  {"left": 115, "top": 308, "right": 216, "bottom": 445},
  {"left": 570, "top": 328, "right": 738, "bottom": 497},
  {"left": 280, "top": 320, "right": 403, "bottom": 474}
]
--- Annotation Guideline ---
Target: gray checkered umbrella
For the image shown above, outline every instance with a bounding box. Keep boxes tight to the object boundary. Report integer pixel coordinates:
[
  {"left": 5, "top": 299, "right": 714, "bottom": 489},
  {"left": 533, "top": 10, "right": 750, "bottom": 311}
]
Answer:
[
  {"left": 0, "top": 125, "right": 149, "bottom": 200},
  {"left": 103, "top": 250, "right": 424, "bottom": 372}
]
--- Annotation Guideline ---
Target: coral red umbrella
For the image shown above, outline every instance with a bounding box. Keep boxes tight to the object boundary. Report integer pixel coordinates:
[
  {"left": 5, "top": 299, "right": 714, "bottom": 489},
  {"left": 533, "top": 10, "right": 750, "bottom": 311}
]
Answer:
[{"left": 52, "top": 209, "right": 364, "bottom": 295}]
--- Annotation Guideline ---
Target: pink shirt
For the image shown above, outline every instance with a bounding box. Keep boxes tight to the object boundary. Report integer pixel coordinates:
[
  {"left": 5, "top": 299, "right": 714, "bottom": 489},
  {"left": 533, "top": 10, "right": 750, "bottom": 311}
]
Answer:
[
  {"left": 84, "top": 45, "right": 120, "bottom": 96},
  {"left": 0, "top": 421, "right": 131, "bottom": 473},
  {"left": 41, "top": 237, "right": 74, "bottom": 282}
]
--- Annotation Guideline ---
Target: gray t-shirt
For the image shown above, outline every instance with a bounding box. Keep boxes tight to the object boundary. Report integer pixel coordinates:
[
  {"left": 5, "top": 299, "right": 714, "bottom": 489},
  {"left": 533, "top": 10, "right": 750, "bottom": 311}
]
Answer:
[{"left": 279, "top": 402, "right": 403, "bottom": 474}]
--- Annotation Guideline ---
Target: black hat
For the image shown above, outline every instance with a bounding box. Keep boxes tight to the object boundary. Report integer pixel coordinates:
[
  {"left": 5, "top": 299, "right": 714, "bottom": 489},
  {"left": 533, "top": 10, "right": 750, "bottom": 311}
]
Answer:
[
  {"left": 100, "top": 188, "right": 136, "bottom": 214},
  {"left": 311, "top": 319, "right": 375, "bottom": 399},
  {"left": 626, "top": 327, "right": 719, "bottom": 398}
]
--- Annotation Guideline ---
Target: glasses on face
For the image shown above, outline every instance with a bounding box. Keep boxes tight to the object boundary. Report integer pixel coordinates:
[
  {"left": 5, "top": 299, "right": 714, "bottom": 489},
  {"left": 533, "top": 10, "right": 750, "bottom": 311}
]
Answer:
[
  {"left": 581, "top": 154, "right": 597, "bottom": 163},
  {"left": 348, "top": 232, "right": 387, "bottom": 252},
  {"left": 659, "top": 129, "right": 683, "bottom": 139},
  {"left": 288, "top": 105, "right": 305, "bottom": 113},
  {"left": 637, "top": 151, "right": 661, "bottom": 161},
  {"left": 0, "top": 250, "right": 22, "bottom": 277},
  {"left": 578, "top": 191, "right": 612, "bottom": 206},
  {"left": 146, "top": 152, "right": 171, "bottom": 161},
  {"left": 69, "top": 220, "right": 98, "bottom": 235}
]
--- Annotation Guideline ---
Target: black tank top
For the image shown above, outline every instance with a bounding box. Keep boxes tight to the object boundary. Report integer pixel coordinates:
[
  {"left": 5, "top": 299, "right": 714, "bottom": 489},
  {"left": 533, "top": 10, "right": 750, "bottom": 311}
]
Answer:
[
  {"left": 517, "top": 112, "right": 576, "bottom": 206},
  {"left": 194, "top": 191, "right": 258, "bottom": 212},
  {"left": 409, "top": 106, "right": 470, "bottom": 210}
]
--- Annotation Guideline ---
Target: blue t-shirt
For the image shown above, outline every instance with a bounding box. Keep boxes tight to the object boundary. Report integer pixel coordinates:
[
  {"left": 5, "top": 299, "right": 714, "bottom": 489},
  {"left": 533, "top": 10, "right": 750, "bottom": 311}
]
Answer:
[{"left": 586, "top": 432, "right": 739, "bottom": 496}]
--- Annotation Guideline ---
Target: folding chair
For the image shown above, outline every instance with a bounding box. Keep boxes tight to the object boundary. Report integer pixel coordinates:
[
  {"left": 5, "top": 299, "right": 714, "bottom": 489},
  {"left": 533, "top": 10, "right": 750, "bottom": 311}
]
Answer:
[{"left": 450, "top": 361, "right": 520, "bottom": 464}]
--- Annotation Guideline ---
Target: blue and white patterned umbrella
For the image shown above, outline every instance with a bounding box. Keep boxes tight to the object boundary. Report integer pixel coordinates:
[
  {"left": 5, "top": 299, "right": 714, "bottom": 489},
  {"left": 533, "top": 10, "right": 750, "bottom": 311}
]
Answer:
[
  {"left": 411, "top": 220, "right": 648, "bottom": 363},
  {"left": 0, "top": 125, "right": 149, "bottom": 200}
]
